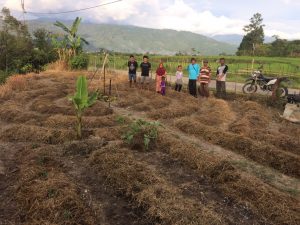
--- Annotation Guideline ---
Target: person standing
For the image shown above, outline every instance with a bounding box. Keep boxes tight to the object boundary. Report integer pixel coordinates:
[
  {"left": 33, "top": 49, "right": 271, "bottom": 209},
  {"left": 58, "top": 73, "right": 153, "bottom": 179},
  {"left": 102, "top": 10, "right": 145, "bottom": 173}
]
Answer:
[
  {"left": 140, "top": 55, "right": 151, "bottom": 89},
  {"left": 155, "top": 63, "right": 166, "bottom": 93},
  {"left": 216, "top": 58, "right": 229, "bottom": 98},
  {"left": 128, "top": 55, "right": 138, "bottom": 87},
  {"left": 175, "top": 65, "right": 183, "bottom": 92},
  {"left": 198, "top": 60, "right": 211, "bottom": 98},
  {"left": 187, "top": 58, "right": 200, "bottom": 97}
]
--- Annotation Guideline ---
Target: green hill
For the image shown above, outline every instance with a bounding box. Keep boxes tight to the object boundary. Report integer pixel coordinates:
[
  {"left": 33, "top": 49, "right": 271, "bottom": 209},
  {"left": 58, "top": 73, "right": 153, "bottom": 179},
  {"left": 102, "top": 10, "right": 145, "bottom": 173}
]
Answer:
[{"left": 27, "top": 19, "right": 237, "bottom": 55}]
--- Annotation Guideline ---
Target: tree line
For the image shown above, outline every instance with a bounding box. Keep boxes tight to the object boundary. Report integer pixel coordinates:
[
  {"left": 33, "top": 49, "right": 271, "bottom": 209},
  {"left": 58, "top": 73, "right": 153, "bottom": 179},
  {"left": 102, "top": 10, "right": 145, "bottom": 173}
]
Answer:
[
  {"left": 0, "top": 7, "right": 89, "bottom": 83},
  {"left": 237, "top": 13, "right": 300, "bottom": 57}
]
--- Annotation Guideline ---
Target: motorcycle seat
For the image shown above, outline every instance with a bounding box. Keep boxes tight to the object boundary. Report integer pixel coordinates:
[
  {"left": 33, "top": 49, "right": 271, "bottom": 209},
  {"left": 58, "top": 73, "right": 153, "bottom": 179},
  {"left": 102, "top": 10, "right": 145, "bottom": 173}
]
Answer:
[{"left": 260, "top": 75, "right": 275, "bottom": 82}]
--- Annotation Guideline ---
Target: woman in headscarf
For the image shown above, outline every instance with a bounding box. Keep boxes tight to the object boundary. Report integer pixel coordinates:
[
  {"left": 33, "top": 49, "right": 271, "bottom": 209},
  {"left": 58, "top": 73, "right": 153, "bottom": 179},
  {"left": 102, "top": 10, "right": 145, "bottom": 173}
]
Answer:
[{"left": 155, "top": 63, "right": 166, "bottom": 93}]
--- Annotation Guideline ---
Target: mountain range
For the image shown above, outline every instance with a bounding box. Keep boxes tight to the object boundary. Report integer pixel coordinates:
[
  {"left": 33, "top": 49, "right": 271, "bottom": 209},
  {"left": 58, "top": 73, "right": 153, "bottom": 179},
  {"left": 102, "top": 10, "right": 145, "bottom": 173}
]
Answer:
[
  {"left": 27, "top": 19, "right": 237, "bottom": 55},
  {"left": 212, "top": 34, "right": 275, "bottom": 45}
]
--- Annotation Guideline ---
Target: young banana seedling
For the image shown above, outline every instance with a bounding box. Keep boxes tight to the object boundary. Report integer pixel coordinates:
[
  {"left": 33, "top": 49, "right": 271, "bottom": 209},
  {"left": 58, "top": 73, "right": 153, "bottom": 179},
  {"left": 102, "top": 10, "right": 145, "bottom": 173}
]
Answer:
[{"left": 69, "top": 75, "right": 98, "bottom": 139}]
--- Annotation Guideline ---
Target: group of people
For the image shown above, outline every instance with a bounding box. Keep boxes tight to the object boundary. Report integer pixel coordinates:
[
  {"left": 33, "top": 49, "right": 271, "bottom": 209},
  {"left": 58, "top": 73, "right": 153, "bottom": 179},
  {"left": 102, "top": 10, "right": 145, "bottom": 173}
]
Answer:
[{"left": 127, "top": 55, "right": 229, "bottom": 98}]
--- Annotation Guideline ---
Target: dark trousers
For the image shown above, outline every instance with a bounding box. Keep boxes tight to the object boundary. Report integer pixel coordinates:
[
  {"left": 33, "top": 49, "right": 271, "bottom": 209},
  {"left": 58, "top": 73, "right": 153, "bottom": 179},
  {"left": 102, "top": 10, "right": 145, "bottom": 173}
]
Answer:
[
  {"left": 216, "top": 81, "right": 226, "bottom": 98},
  {"left": 175, "top": 84, "right": 182, "bottom": 92},
  {"left": 199, "top": 83, "right": 209, "bottom": 97},
  {"left": 188, "top": 79, "right": 197, "bottom": 97}
]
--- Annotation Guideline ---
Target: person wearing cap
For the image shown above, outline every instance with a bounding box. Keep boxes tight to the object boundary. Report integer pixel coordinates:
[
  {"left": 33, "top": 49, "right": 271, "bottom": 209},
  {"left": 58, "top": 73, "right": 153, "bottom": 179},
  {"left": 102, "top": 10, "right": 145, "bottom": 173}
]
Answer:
[{"left": 198, "top": 60, "right": 212, "bottom": 98}]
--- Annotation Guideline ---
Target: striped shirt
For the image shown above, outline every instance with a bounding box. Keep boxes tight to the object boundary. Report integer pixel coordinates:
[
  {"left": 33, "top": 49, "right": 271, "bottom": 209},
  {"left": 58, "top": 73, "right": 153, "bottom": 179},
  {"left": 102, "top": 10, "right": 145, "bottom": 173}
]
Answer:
[{"left": 199, "top": 66, "right": 211, "bottom": 84}]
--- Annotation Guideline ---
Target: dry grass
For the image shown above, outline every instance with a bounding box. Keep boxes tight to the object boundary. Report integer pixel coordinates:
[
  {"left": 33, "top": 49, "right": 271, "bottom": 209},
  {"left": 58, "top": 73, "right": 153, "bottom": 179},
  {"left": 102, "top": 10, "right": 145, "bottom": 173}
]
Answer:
[
  {"left": 90, "top": 144, "right": 224, "bottom": 225},
  {"left": 63, "top": 137, "right": 107, "bottom": 156},
  {"left": 30, "top": 98, "right": 74, "bottom": 115},
  {"left": 94, "top": 127, "right": 121, "bottom": 141},
  {"left": 195, "top": 98, "right": 235, "bottom": 126},
  {"left": 175, "top": 117, "right": 300, "bottom": 178},
  {"left": 1, "top": 71, "right": 299, "bottom": 224},
  {"left": 0, "top": 125, "right": 76, "bottom": 144},
  {"left": 16, "top": 146, "right": 96, "bottom": 225},
  {"left": 47, "top": 61, "right": 69, "bottom": 71},
  {"left": 84, "top": 102, "right": 113, "bottom": 116},
  {"left": 148, "top": 104, "right": 199, "bottom": 120},
  {"left": 158, "top": 134, "right": 300, "bottom": 225}
]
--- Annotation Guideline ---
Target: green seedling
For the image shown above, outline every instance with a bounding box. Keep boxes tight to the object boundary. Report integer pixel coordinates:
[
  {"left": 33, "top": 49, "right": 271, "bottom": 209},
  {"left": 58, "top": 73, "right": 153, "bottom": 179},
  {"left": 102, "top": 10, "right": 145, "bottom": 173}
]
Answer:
[{"left": 69, "top": 75, "right": 98, "bottom": 139}]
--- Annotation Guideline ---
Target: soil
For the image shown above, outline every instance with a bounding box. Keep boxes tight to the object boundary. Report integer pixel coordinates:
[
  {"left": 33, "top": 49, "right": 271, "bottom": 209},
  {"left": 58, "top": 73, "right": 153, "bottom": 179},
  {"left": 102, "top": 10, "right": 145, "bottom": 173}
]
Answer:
[{"left": 0, "top": 71, "right": 299, "bottom": 225}]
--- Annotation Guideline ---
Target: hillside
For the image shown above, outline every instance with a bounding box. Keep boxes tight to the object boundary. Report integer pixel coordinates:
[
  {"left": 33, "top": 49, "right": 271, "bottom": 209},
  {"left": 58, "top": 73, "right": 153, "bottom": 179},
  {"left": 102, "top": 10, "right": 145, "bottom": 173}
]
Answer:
[
  {"left": 27, "top": 19, "right": 237, "bottom": 55},
  {"left": 212, "top": 34, "right": 275, "bottom": 45},
  {"left": 0, "top": 71, "right": 299, "bottom": 224}
]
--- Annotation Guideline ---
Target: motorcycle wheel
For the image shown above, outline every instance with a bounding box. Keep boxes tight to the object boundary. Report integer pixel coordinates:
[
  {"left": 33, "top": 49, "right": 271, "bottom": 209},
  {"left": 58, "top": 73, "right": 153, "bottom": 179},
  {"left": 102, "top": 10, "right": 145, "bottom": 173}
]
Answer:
[
  {"left": 276, "top": 87, "right": 289, "bottom": 98},
  {"left": 242, "top": 82, "right": 257, "bottom": 94}
]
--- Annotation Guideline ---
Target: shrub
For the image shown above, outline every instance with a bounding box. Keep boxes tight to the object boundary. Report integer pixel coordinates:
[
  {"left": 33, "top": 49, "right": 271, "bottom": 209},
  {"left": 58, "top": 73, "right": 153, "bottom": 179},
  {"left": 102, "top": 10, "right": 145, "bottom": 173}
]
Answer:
[
  {"left": 69, "top": 54, "right": 89, "bottom": 70},
  {"left": 122, "top": 119, "right": 161, "bottom": 150}
]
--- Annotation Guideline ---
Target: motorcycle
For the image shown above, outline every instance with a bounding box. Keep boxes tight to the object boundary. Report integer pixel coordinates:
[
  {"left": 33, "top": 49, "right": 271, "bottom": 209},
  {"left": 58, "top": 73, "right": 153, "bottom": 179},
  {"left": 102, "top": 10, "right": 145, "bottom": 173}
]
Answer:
[{"left": 242, "top": 70, "right": 289, "bottom": 97}]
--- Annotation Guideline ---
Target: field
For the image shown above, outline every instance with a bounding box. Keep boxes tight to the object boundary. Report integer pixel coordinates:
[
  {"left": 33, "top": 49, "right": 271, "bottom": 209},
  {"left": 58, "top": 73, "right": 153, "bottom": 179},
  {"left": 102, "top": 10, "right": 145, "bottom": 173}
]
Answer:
[
  {"left": 88, "top": 54, "right": 300, "bottom": 89},
  {"left": 0, "top": 71, "right": 299, "bottom": 225}
]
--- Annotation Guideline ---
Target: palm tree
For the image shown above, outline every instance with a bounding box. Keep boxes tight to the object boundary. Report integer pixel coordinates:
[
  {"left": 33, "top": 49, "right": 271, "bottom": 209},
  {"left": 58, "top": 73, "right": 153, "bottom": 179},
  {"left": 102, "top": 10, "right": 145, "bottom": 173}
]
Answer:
[{"left": 54, "top": 17, "right": 89, "bottom": 57}]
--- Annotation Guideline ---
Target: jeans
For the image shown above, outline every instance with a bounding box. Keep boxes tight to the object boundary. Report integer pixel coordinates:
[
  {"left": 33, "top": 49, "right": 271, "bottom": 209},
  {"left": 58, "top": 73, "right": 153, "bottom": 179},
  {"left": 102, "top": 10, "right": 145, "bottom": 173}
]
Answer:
[
  {"left": 188, "top": 79, "right": 197, "bottom": 97},
  {"left": 128, "top": 73, "right": 136, "bottom": 81}
]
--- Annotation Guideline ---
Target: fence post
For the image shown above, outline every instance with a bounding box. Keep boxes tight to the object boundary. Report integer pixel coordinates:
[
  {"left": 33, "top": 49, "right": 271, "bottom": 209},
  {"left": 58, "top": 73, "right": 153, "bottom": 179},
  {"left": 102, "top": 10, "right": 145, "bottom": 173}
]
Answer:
[
  {"left": 109, "top": 79, "right": 112, "bottom": 108},
  {"left": 103, "top": 65, "right": 106, "bottom": 95}
]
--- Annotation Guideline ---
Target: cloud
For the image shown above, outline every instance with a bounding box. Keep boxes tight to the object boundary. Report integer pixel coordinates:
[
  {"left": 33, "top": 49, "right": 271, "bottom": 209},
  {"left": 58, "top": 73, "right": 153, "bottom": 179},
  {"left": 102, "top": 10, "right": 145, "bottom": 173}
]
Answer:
[{"left": 1, "top": 0, "right": 300, "bottom": 39}]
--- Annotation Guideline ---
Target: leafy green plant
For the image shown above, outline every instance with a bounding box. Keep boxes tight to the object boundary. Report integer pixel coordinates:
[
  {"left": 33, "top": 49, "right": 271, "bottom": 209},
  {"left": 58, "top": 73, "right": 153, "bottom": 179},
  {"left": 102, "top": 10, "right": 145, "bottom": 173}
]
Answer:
[
  {"left": 69, "top": 75, "right": 98, "bottom": 139},
  {"left": 69, "top": 54, "right": 89, "bottom": 70},
  {"left": 116, "top": 115, "right": 126, "bottom": 125},
  {"left": 122, "top": 119, "right": 161, "bottom": 150},
  {"left": 54, "top": 17, "right": 89, "bottom": 57}
]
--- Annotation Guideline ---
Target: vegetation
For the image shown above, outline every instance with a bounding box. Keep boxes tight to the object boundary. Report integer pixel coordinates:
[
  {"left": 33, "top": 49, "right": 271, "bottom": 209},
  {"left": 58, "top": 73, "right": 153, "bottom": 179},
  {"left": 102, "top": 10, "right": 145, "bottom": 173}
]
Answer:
[
  {"left": 0, "top": 8, "right": 57, "bottom": 82},
  {"left": 123, "top": 119, "right": 161, "bottom": 150},
  {"left": 237, "top": 13, "right": 265, "bottom": 56},
  {"left": 69, "top": 54, "right": 89, "bottom": 70},
  {"left": 238, "top": 13, "right": 300, "bottom": 57},
  {"left": 53, "top": 17, "right": 89, "bottom": 70},
  {"left": 69, "top": 75, "right": 98, "bottom": 139}
]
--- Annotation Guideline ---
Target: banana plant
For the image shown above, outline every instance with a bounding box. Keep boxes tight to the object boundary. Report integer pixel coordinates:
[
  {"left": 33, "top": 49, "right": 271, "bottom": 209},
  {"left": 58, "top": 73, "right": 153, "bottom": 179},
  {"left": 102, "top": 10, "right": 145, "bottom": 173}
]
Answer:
[
  {"left": 54, "top": 17, "right": 89, "bottom": 57},
  {"left": 69, "top": 75, "right": 98, "bottom": 139}
]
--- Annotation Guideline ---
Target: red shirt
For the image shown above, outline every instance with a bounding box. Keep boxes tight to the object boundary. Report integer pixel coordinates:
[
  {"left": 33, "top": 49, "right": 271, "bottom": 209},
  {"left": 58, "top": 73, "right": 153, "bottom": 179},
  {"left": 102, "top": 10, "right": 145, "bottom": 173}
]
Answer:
[{"left": 156, "top": 67, "right": 166, "bottom": 76}]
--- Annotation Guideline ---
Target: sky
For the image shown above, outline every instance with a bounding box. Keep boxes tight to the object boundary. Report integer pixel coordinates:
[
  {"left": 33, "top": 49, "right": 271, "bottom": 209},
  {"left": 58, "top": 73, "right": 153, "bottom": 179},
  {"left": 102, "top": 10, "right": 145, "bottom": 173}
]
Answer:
[{"left": 1, "top": 0, "right": 300, "bottom": 39}]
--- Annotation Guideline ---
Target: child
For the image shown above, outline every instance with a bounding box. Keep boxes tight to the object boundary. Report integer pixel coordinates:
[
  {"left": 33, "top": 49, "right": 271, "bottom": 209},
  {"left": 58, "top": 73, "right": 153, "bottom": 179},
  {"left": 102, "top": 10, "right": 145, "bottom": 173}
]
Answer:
[
  {"left": 156, "top": 63, "right": 166, "bottom": 93},
  {"left": 216, "top": 58, "right": 229, "bottom": 98},
  {"left": 140, "top": 55, "right": 151, "bottom": 89},
  {"left": 175, "top": 65, "right": 183, "bottom": 92},
  {"left": 128, "top": 55, "right": 138, "bottom": 87},
  {"left": 160, "top": 76, "right": 166, "bottom": 96},
  {"left": 198, "top": 60, "right": 211, "bottom": 97}
]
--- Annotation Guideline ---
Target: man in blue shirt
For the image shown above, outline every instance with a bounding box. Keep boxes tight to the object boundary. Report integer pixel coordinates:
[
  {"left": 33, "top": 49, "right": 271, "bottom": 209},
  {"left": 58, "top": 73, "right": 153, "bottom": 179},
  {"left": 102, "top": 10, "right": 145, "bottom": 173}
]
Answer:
[{"left": 187, "top": 58, "right": 200, "bottom": 97}]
